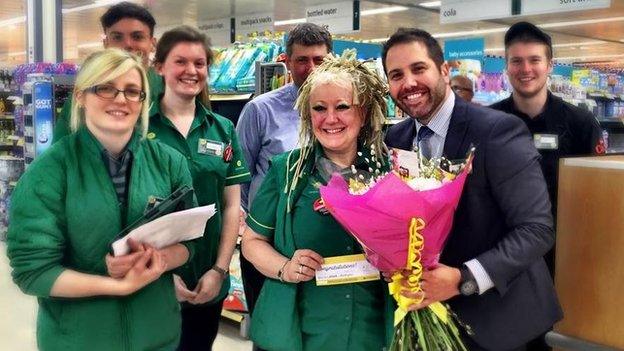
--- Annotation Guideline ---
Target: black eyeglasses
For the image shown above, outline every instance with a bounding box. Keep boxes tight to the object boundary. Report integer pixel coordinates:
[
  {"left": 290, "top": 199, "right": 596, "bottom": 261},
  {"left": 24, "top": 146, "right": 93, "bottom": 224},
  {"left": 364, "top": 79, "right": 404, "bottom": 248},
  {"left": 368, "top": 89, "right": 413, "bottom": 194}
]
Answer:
[{"left": 86, "top": 84, "right": 146, "bottom": 102}]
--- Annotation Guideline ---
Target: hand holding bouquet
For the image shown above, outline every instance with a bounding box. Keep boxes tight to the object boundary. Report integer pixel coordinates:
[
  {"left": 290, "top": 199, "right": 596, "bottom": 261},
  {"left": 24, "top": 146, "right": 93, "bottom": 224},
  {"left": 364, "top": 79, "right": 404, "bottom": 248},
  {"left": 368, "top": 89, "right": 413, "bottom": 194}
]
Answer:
[{"left": 319, "top": 147, "right": 474, "bottom": 351}]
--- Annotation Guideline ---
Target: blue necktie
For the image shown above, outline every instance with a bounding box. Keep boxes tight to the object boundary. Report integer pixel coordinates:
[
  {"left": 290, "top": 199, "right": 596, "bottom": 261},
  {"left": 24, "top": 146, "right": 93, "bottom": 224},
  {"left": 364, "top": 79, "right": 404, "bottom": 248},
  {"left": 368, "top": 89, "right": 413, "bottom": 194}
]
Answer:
[
  {"left": 417, "top": 126, "right": 434, "bottom": 142},
  {"left": 416, "top": 126, "right": 434, "bottom": 159}
]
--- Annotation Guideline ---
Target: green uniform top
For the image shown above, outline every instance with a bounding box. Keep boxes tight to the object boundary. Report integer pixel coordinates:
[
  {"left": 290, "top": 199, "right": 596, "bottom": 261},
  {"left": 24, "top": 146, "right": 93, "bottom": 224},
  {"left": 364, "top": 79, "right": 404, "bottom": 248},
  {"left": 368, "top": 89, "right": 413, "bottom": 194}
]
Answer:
[
  {"left": 246, "top": 144, "right": 394, "bottom": 351},
  {"left": 7, "top": 126, "right": 196, "bottom": 351},
  {"left": 52, "top": 67, "right": 164, "bottom": 144},
  {"left": 148, "top": 98, "right": 251, "bottom": 303}
]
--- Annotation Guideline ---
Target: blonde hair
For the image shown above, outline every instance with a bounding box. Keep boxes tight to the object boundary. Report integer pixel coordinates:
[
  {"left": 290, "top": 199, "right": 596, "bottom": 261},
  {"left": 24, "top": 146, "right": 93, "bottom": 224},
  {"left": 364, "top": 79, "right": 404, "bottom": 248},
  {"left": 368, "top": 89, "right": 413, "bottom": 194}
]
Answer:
[
  {"left": 286, "top": 52, "right": 388, "bottom": 200},
  {"left": 70, "top": 48, "right": 150, "bottom": 137}
]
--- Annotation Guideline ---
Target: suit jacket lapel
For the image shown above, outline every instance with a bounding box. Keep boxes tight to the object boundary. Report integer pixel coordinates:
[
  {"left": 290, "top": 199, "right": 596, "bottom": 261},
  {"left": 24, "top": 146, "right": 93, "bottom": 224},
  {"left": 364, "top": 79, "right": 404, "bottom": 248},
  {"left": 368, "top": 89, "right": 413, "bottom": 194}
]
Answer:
[
  {"left": 443, "top": 97, "right": 471, "bottom": 160},
  {"left": 396, "top": 119, "right": 417, "bottom": 150}
]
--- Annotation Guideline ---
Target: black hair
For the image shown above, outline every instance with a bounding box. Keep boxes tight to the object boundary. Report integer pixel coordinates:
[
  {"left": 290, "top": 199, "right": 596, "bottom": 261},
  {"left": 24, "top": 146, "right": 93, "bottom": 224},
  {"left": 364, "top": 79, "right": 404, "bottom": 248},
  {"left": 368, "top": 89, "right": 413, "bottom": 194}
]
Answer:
[
  {"left": 100, "top": 1, "right": 156, "bottom": 36},
  {"left": 154, "top": 25, "right": 213, "bottom": 108},
  {"left": 286, "top": 23, "right": 333, "bottom": 56},
  {"left": 381, "top": 28, "right": 444, "bottom": 73},
  {"left": 504, "top": 22, "right": 553, "bottom": 60}
]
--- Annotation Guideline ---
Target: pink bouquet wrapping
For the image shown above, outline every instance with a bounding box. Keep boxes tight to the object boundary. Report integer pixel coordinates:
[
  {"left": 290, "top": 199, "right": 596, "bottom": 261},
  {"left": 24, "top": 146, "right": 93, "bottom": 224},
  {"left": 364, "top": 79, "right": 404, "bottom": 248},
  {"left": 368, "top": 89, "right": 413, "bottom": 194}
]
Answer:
[
  {"left": 319, "top": 149, "right": 474, "bottom": 351},
  {"left": 320, "top": 170, "right": 468, "bottom": 272}
]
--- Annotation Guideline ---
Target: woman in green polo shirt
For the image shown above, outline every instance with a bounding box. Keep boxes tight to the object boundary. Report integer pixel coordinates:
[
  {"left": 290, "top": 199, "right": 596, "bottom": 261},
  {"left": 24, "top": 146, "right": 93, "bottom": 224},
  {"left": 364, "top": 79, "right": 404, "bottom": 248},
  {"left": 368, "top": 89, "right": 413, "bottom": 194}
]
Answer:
[
  {"left": 241, "top": 55, "right": 394, "bottom": 351},
  {"left": 7, "top": 49, "right": 197, "bottom": 351},
  {"left": 149, "top": 26, "right": 251, "bottom": 350}
]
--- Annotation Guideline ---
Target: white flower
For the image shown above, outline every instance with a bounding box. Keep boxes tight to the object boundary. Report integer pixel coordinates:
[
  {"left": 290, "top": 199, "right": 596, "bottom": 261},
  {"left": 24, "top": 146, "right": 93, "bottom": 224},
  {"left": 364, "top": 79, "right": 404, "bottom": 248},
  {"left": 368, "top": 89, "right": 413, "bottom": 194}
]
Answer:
[{"left": 406, "top": 177, "right": 443, "bottom": 191}]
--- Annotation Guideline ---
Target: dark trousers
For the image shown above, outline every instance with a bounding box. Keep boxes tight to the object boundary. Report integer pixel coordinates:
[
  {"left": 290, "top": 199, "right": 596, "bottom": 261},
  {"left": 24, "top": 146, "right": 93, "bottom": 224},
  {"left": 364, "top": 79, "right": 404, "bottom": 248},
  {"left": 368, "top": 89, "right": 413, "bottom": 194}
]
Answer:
[
  {"left": 178, "top": 299, "right": 225, "bottom": 351},
  {"left": 240, "top": 253, "right": 266, "bottom": 314},
  {"left": 240, "top": 253, "right": 267, "bottom": 351},
  {"left": 462, "top": 330, "right": 527, "bottom": 351}
]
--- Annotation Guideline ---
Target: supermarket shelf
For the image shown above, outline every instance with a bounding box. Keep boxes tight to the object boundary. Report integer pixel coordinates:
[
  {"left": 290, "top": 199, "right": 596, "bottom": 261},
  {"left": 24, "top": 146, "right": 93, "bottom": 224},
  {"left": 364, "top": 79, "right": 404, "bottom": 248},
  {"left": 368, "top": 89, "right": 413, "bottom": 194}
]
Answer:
[
  {"left": 599, "top": 119, "right": 624, "bottom": 131},
  {"left": 221, "top": 309, "right": 244, "bottom": 323},
  {"left": 210, "top": 93, "right": 253, "bottom": 101}
]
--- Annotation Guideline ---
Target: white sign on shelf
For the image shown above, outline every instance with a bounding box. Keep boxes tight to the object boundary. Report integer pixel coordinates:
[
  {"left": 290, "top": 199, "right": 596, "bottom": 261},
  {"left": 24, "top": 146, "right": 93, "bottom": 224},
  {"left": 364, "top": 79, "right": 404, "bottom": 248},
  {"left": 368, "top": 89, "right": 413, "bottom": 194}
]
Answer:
[
  {"left": 440, "top": 0, "right": 512, "bottom": 24},
  {"left": 306, "top": 1, "right": 359, "bottom": 34},
  {"left": 235, "top": 13, "right": 274, "bottom": 40},
  {"left": 198, "top": 18, "right": 233, "bottom": 46},
  {"left": 521, "top": 0, "right": 610, "bottom": 16}
]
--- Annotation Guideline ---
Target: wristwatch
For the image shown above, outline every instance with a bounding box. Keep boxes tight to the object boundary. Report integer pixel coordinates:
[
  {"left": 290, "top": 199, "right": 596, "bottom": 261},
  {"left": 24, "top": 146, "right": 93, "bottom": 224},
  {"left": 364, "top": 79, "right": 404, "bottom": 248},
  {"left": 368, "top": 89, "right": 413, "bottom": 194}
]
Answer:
[
  {"left": 459, "top": 266, "right": 478, "bottom": 296},
  {"left": 211, "top": 265, "right": 229, "bottom": 279}
]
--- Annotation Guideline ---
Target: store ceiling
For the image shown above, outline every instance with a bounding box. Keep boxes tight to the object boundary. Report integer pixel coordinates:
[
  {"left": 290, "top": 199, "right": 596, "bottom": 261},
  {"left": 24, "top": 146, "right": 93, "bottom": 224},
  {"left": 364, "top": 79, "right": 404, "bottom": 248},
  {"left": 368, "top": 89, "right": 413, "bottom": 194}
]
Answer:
[{"left": 1, "top": 0, "right": 624, "bottom": 68}]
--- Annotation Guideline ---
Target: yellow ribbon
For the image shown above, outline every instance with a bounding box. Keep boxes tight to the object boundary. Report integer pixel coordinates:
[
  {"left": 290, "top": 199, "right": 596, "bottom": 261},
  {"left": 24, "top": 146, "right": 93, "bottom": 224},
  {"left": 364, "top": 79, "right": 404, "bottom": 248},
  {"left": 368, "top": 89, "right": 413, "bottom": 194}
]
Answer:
[{"left": 388, "top": 218, "right": 449, "bottom": 326}]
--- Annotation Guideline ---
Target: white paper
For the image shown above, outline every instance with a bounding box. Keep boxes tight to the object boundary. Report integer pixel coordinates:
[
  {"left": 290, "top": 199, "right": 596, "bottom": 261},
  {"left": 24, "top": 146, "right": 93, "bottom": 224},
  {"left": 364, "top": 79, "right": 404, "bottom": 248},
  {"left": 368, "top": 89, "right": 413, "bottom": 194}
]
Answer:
[
  {"left": 315, "top": 254, "right": 380, "bottom": 286},
  {"left": 112, "top": 204, "right": 216, "bottom": 256},
  {"left": 394, "top": 149, "right": 421, "bottom": 178}
]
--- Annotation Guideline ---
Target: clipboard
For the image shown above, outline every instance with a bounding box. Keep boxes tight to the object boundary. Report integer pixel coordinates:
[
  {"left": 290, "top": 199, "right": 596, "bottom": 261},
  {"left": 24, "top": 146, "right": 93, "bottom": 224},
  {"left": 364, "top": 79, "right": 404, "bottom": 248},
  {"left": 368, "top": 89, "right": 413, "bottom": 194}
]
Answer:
[{"left": 109, "top": 185, "right": 195, "bottom": 253}]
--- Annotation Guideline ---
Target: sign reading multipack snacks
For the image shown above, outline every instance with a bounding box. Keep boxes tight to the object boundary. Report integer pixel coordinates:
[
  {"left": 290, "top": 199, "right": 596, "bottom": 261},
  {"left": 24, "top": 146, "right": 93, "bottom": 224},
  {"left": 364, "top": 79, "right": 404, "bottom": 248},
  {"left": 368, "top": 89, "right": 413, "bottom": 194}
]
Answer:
[
  {"left": 521, "top": 0, "right": 610, "bottom": 16},
  {"left": 444, "top": 38, "right": 485, "bottom": 61},
  {"left": 306, "top": 1, "right": 360, "bottom": 34},
  {"left": 197, "top": 18, "right": 234, "bottom": 46},
  {"left": 236, "top": 13, "right": 273, "bottom": 39}
]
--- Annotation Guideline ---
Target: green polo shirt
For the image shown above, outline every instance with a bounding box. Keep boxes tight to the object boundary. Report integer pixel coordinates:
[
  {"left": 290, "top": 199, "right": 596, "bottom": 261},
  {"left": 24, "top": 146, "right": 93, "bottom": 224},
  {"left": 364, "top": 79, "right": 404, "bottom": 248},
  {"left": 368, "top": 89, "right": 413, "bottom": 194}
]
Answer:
[
  {"left": 247, "top": 145, "right": 388, "bottom": 351},
  {"left": 149, "top": 98, "right": 251, "bottom": 304},
  {"left": 52, "top": 67, "right": 164, "bottom": 144}
]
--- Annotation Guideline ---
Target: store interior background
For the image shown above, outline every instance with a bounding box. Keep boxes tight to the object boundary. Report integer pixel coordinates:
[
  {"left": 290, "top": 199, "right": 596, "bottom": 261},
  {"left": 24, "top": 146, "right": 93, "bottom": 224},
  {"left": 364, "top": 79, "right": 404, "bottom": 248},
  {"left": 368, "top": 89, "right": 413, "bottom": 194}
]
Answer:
[
  {"left": 1, "top": 0, "right": 624, "bottom": 66},
  {"left": 1, "top": 1, "right": 624, "bottom": 350}
]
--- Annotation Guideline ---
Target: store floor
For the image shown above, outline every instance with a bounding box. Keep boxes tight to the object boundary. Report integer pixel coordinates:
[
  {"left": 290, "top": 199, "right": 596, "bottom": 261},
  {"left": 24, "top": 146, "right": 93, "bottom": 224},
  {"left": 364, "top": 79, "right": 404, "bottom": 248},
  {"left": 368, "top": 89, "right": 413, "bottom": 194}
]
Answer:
[{"left": 0, "top": 243, "right": 252, "bottom": 351}]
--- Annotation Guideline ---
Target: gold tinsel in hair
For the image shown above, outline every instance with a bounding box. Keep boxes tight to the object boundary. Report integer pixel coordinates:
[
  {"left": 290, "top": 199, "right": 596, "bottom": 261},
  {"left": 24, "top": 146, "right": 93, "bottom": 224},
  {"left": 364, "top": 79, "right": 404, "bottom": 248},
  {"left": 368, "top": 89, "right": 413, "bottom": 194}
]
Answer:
[{"left": 285, "top": 50, "right": 389, "bottom": 211}]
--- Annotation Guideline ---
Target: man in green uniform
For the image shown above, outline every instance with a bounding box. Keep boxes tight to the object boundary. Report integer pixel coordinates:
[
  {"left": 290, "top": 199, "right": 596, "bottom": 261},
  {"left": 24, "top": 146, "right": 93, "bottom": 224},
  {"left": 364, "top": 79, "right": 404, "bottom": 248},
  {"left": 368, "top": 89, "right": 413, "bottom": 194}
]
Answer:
[{"left": 53, "top": 1, "right": 163, "bottom": 143}]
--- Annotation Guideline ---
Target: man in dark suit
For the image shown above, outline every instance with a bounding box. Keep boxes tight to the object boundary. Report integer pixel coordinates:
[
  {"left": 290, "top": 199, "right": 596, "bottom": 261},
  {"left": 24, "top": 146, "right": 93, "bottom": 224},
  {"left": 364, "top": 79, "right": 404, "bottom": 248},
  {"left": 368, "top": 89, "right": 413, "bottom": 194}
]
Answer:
[{"left": 382, "top": 28, "right": 562, "bottom": 351}]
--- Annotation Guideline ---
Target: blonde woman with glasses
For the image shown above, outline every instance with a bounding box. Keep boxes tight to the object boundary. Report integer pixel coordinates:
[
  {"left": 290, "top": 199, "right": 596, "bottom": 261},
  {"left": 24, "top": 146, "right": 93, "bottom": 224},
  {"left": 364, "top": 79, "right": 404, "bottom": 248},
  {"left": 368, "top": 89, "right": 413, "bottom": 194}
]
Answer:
[{"left": 7, "top": 48, "right": 198, "bottom": 351}]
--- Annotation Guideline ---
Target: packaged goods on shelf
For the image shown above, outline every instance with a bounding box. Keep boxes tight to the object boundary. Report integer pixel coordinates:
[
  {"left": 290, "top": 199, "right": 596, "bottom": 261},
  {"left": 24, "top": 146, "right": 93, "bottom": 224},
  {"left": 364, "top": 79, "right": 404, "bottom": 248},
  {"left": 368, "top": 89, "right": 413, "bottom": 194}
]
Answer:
[{"left": 210, "top": 41, "right": 282, "bottom": 93}]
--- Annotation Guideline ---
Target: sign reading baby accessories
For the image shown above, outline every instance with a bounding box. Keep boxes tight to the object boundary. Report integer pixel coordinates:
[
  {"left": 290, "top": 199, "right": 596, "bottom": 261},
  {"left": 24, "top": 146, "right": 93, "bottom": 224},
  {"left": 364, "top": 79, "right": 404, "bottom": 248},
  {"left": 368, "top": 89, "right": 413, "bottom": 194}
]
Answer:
[{"left": 315, "top": 254, "right": 380, "bottom": 286}]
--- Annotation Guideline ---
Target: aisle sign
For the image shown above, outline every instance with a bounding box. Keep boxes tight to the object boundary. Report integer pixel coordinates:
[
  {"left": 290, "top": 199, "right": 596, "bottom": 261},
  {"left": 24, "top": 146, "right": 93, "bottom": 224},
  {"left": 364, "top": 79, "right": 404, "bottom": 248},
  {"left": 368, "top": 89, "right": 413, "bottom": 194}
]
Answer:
[
  {"left": 521, "top": 0, "right": 610, "bottom": 16},
  {"left": 235, "top": 12, "right": 273, "bottom": 40},
  {"left": 440, "top": 0, "right": 513, "bottom": 24},
  {"left": 444, "top": 38, "right": 484, "bottom": 61},
  {"left": 306, "top": 1, "right": 360, "bottom": 34},
  {"left": 198, "top": 18, "right": 234, "bottom": 46}
]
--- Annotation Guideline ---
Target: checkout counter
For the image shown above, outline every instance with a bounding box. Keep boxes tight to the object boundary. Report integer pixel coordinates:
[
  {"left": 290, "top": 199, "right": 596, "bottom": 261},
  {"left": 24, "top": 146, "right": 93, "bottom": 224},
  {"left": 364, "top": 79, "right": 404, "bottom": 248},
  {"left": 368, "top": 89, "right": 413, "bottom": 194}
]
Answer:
[{"left": 546, "top": 155, "right": 624, "bottom": 350}]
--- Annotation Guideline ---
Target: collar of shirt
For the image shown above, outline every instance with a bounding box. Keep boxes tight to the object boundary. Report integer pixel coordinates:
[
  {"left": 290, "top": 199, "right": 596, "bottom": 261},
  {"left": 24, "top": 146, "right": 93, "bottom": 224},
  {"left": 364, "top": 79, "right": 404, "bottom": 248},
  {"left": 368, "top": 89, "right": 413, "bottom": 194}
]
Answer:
[
  {"left": 311, "top": 142, "right": 389, "bottom": 183},
  {"left": 412, "top": 93, "right": 455, "bottom": 156},
  {"left": 414, "top": 92, "right": 455, "bottom": 139},
  {"left": 285, "top": 83, "right": 299, "bottom": 104},
  {"left": 78, "top": 126, "right": 141, "bottom": 158},
  {"left": 101, "top": 145, "right": 133, "bottom": 177},
  {"left": 505, "top": 91, "right": 557, "bottom": 123},
  {"left": 149, "top": 98, "right": 214, "bottom": 128}
]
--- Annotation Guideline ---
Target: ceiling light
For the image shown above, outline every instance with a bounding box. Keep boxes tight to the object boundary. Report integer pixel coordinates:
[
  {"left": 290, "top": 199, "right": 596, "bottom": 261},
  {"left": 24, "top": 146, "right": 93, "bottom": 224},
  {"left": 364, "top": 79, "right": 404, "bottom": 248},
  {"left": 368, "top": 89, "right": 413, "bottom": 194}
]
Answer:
[
  {"left": 361, "top": 6, "right": 408, "bottom": 16},
  {"left": 556, "top": 53, "right": 624, "bottom": 61},
  {"left": 62, "top": 0, "right": 123, "bottom": 14},
  {"left": 77, "top": 41, "right": 102, "bottom": 49},
  {"left": 539, "top": 16, "right": 624, "bottom": 29},
  {"left": 433, "top": 27, "right": 508, "bottom": 39},
  {"left": 274, "top": 18, "right": 306, "bottom": 26},
  {"left": 0, "top": 16, "right": 25, "bottom": 28},
  {"left": 419, "top": 1, "right": 442, "bottom": 7}
]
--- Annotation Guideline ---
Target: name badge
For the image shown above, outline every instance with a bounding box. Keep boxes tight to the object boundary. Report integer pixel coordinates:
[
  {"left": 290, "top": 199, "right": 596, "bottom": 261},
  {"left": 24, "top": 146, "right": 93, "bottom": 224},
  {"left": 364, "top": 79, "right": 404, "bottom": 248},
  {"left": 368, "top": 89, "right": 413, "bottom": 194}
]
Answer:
[
  {"left": 315, "top": 254, "right": 380, "bottom": 286},
  {"left": 198, "top": 139, "right": 224, "bottom": 156},
  {"left": 533, "top": 134, "right": 559, "bottom": 150}
]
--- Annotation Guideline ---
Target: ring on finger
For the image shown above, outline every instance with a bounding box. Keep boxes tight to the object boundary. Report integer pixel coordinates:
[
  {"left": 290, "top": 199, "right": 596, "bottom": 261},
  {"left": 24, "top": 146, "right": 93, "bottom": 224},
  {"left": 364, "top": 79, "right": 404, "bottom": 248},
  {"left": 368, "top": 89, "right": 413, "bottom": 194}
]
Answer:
[
  {"left": 295, "top": 272, "right": 301, "bottom": 282},
  {"left": 299, "top": 264, "right": 303, "bottom": 274}
]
